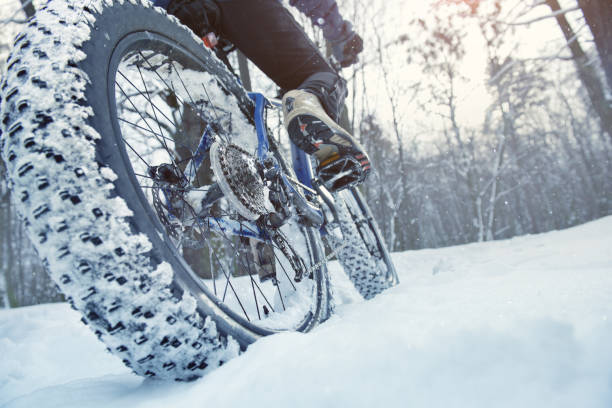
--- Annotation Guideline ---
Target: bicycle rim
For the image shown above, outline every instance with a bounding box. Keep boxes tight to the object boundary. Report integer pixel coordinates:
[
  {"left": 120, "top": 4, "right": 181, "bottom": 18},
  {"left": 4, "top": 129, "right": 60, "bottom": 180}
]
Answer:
[{"left": 107, "top": 31, "right": 325, "bottom": 333}]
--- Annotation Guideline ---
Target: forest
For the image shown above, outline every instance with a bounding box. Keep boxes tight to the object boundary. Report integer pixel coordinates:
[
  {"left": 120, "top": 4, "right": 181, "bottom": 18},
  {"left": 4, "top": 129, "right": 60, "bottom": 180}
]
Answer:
[{"left": 0, "top": 0, "right": 610, "bottom": 307}]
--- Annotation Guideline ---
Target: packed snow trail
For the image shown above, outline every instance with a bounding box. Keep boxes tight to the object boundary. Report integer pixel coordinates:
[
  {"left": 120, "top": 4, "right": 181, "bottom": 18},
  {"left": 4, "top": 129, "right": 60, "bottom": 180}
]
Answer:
[{"left": 1, "top": 216, "right": 612, "bottom": 407}]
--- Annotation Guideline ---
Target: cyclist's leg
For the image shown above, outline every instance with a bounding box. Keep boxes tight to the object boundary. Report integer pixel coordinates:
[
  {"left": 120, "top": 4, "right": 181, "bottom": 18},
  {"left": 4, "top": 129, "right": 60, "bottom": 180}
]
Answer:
[
  {"left": 214, "top": 0, "right": 344, "bottom": 118},
  {"left": 161, "top": 0, "right": 370, "bottom": 189},
  {"left": 215, "top": 0, "right": 370, "bottom": 190}
]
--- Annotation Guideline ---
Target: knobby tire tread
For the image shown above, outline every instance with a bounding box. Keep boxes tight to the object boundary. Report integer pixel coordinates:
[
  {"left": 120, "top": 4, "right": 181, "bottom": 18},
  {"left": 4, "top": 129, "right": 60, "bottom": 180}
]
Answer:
[
  {"left": 1, "top": 0, "right": 267, "bottom": 381},
  {"left": 334, "top": 191, "right": 392, "bottom": 299}
]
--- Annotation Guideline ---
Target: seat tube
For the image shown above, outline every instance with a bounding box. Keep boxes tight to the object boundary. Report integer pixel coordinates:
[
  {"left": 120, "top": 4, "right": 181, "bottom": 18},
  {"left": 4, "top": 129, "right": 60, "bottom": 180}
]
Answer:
[{"left": 248, "top": 92, "right": 270, "bottom": 161}]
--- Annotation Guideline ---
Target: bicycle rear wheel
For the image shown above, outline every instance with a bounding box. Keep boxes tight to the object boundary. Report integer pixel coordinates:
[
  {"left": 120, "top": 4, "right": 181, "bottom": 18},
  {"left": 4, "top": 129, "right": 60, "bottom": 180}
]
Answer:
[{"left": 0, "top": 0, "right": 329, "bottom": 381}]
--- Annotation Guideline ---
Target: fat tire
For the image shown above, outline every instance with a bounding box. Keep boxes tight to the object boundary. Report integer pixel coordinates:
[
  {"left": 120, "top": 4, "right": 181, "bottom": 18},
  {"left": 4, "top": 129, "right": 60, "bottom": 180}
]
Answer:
[
  {"left": 334, "top": 188, "right": 398, "bottom": 299},
  {"left": 0, "top": 0, "right": 329, "bottom": 381}
]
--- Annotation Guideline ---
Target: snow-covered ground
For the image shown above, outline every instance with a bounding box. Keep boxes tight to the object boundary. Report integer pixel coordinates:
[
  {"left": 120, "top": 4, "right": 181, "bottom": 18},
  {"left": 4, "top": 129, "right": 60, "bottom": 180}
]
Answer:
[{"left": 1, "top": 216, "right": 612, "bottom": 407}]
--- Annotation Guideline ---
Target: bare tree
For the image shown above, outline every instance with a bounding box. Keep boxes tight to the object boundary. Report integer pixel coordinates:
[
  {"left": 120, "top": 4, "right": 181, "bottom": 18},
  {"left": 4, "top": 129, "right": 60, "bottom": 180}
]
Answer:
[
  {"left": 19, "top": 0, "right": 35, "bottom": 19},
  {"left": 577, "top": 0, "right": 612, "bottom": 90},
  {"left": 544, "top": 0, "right": 612, "bottom": 141},
  {"left": 0, "top": 162, "right": 12, "bottom": 308}
]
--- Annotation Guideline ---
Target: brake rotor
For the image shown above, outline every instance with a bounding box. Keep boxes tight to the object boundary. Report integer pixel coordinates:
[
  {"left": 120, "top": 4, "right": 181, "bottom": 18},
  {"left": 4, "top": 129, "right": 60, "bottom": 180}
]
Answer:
[{"left": 209, "top": 141, "right": 268, "bottom": 220}]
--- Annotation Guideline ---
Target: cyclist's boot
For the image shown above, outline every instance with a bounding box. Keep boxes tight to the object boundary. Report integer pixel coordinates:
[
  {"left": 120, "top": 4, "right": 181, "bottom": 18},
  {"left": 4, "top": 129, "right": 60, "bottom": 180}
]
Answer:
[{"left": 282, "top": 89, "right": 371, "bottom": 191}]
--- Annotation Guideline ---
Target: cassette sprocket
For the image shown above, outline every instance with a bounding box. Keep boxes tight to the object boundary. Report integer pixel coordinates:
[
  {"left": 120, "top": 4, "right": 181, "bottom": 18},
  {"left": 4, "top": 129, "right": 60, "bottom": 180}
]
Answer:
[{"left": 209, "top": 142, "right": 269, "bottom": 220}]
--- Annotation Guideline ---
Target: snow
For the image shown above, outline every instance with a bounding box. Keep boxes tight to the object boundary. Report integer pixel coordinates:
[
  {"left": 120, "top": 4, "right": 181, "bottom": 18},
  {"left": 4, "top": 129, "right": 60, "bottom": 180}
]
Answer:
[{"left": 1, "top": 216, "right": 612, "bottom": 407}]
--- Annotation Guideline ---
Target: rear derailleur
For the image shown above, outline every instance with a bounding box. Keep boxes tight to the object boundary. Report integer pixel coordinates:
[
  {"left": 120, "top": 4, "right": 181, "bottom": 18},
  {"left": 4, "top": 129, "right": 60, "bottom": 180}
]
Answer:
[{"left": 259, "top": 156, "right": 324, "bottom": 230}]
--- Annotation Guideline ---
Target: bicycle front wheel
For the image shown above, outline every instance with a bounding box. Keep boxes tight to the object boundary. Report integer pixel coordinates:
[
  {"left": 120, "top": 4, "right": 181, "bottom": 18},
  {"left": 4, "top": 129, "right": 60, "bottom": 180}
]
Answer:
[{"left": 334, "top": 188, "right": 399, "bottom": 299}]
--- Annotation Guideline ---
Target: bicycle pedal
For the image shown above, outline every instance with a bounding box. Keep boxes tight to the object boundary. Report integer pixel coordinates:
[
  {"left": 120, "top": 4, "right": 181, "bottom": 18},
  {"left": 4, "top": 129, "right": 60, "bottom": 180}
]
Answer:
[{"left": 317, "top": 153, "right": 371, "bottom": 192}]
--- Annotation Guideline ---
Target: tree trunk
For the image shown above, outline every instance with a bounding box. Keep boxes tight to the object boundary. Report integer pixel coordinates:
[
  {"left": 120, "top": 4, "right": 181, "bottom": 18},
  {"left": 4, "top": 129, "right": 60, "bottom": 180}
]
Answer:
[
  {"left": 19, "top": 0, "right": 35, "bottom": 19},
  {"left": 546, "top": 0, "right": 612, "bottom": 141},
  {"left": 5, "top": 190, "right": 18, "bottom": 308},
  {"left": 485, "top": 133, "right": 506, "bottom": 241},
  {"left": 578, "top": 0, "right": 612, "bottom": 92},
  {"left": 236, "top": 51, "right": 252, "bottom": 92},
  {"left": 0, "top": 170, "right": 9, "bottom": 308}
]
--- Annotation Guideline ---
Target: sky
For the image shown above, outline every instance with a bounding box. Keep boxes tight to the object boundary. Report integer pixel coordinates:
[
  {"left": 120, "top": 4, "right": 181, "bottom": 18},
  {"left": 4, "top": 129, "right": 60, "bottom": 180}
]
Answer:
[{"left": 334, "top": 0, "right": 586, "bottom": 143}]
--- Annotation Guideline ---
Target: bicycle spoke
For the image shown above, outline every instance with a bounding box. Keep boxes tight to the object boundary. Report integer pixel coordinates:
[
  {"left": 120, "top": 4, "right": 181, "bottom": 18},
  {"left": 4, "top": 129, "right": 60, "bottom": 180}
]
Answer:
[
  {"left": 121, "top": 133, "right": 152, "bottom": 169},
  {"left": 136, "top": 62, "right": 173, "bottom": 139},
  {"left": 116, "top": 78, "right": 161, "bottom": 139},
  {"left": 187, "top": 206, "right": 252, "bottom": 321},
  {"left": 275, "top": 281, "right": 286, "bottom": 311},
  {"left": 133, "top": 172, "right": 158, "bottom": 181},
  {"left": 137, "top": 50, "right": 230, "bottom": 151},
  {"left": 169, "top": 60, "right": 201, "bottom": 118},
  {"left": 272, "top": 247, "right": 297, "bottom": 291},
  {"left": 135, "top": 52, "right": 221, "bottom": 161},
  {"left": 250, "top": 274, "right": 276, "bottom": 314},
  {"left": 184, "top": 200, "right": 300, "bottom": 315},
  {"left": 118, "top": 115, "right": 174, "bottom": 143},
  {"left": 209, "top": 216, "right": 279, "bottom": 314},
  {"left": 200, "top": 83, "right": 228, "bottom": 142},
  {"left": 210, "top": 249, "right": 217, "bottom": 296},
  {"left": 118, "top": 68, "right": 176, "bottom": 128},
  {"left": 112, "top": 39, "right": 320, "bottom": 330},
  {"left": 245, "top": 250, "right": 261, "bottom": 320},
  {"left": 169, "top": 60, "right": 229, "bottom": 145},
  {"left": 210, "top": 217, "right": 267, "bottom": 306}
]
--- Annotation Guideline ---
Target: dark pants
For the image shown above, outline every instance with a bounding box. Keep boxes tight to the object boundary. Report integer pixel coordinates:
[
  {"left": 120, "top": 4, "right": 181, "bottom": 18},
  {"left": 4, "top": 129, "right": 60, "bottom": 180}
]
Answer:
[{"left": 213, "top": 0, "right": 347, "bottom": 119}]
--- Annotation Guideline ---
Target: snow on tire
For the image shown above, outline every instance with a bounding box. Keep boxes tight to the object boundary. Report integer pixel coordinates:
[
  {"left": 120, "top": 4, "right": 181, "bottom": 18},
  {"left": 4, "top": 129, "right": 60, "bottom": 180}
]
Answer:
[
  {"left": 0, "top": 0, "right": 244, "bottom": 381},
  {"left": 334, "top": 195, "right": 390, "bottom": 300}
]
